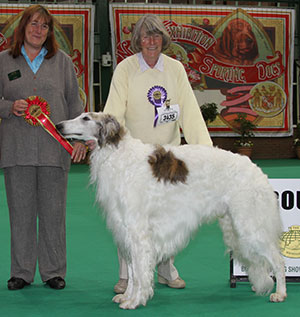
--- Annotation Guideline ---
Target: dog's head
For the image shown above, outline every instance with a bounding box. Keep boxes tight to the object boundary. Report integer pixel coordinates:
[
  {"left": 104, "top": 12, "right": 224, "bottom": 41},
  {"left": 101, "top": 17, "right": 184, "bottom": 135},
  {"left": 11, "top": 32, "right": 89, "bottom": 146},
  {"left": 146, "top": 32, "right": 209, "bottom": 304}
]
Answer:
[
  {"left": 212, "top": 18, "right": 258, "bottom": 65},
  {"left": 56, "top": 112, "right": 125, "bottom": 148},
  {"left": 229, "top": 19, "right": 258, "bottom": 61}
]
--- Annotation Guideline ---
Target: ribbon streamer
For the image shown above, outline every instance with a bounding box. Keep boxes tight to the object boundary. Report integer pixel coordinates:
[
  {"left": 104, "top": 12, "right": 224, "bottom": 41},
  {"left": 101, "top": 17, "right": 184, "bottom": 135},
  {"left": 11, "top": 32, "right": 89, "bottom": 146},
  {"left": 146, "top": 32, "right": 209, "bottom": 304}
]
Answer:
[{"left": 24, "top": 96, "right": 73, "bottom": 155}]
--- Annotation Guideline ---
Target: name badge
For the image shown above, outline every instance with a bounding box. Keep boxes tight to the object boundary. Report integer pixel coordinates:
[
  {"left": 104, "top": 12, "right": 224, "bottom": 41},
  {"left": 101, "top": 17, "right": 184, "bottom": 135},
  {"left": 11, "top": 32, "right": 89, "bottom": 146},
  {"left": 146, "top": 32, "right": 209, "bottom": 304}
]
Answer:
[
  {"left": 8, "top": 70, "right": 21, "bottom": 81},
  {"left": 156, "top": 103, "right": 180, "bottom": 126}
]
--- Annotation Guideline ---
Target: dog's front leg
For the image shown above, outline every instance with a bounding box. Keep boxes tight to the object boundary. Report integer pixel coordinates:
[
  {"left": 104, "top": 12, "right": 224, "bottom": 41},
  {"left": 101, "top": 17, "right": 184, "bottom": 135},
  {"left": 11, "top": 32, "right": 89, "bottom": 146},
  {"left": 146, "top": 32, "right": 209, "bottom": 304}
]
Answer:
[
  {"left": 113, "top": 233, "right": 155, "bottom": 309},
  {"left": 119, "top": 261, "right": 154, "bottom": 309},
  {"left": 112, "top": 262, "right": 134, "bottom": 304}
]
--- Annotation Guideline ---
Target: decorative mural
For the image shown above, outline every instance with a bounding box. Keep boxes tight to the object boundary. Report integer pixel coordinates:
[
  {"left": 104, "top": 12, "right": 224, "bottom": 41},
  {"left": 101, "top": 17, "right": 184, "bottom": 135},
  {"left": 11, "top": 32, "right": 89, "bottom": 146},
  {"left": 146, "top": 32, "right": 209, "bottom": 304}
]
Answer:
[{"left": 110, "top": 4, "right": 295, "bottom": 136}]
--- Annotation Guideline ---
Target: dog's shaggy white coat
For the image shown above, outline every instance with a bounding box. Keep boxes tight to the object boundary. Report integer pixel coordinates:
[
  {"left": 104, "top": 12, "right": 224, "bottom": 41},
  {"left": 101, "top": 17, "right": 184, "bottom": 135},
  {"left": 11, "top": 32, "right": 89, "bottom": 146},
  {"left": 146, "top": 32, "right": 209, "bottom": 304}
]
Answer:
[{"left": 57, "top": 112, "right": 287, "bottom": 309}]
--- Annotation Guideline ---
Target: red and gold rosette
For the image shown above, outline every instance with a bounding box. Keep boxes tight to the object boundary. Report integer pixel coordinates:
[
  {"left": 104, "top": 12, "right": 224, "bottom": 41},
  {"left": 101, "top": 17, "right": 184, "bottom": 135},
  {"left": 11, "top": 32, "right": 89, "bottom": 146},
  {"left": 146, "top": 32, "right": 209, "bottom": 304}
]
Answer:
[{"left": 23, "top": 96, "right": 73, "bottom": 155}]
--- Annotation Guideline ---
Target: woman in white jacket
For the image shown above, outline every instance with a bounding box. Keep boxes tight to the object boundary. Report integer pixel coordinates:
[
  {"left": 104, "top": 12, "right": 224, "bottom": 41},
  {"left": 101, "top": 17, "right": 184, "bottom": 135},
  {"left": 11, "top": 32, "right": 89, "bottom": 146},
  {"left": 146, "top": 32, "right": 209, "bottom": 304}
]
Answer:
[{"left": 104, "top": 14, "right": 212, "bottom": 294}]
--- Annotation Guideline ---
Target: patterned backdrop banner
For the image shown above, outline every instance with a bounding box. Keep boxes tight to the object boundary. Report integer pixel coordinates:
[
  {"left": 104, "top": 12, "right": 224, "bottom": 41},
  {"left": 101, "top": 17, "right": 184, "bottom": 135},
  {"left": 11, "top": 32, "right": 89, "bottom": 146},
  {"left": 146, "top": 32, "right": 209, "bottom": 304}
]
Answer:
[
  {"left": 110, "top": 4, "right": 295, "bottom": 137},
  {"left": 0, "top": 4, "right": 94, "bottom": 111}
]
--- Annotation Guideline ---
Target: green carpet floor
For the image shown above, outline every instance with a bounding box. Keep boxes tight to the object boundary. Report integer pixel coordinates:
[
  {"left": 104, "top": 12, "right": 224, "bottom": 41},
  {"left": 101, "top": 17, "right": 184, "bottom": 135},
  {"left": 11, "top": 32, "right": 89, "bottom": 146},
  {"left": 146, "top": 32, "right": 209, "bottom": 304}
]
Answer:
[{"left": 0, "top": 160, "right": 299, "bottom": 316}]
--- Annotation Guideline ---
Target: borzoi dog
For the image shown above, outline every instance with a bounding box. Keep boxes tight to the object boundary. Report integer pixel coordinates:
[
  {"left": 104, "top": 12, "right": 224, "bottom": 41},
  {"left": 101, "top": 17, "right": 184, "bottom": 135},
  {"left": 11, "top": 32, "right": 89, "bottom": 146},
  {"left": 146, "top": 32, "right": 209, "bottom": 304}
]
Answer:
[{"left": 57, "top": 112, "right": 286, "bottom": 309}]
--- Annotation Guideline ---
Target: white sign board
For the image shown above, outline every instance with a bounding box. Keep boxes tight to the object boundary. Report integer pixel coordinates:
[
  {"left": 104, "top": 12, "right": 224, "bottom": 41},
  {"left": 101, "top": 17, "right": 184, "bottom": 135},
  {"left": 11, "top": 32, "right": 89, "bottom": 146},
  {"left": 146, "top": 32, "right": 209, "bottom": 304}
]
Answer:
[{"left": 232, "top": 179, "right": 300, "bottom": 278}]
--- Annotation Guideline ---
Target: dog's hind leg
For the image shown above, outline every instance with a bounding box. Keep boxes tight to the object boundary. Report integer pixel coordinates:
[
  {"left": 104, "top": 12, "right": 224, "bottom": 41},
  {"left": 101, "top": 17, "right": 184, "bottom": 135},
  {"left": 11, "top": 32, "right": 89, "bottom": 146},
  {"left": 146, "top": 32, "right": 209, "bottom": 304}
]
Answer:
[
  {"left": 232, "top": 235, "right": 286, "bottom": 302},
  {"left": 247, "top": 260, "right": 275, "bottom": 295},
  {"left": 262, "top": 247, "right": 286, "bottom": 302},
  {"left": 219, "top": 212, "right": 286, "bottom": 302},
  {"left": 247, "top": 246, "right": 286, "bottom": 302},
  {"left": 270, "top": 266, "right": 286, "bottom": 302},
  {"left": 218, "top": 214, "right": 239, "bottom": 254}
]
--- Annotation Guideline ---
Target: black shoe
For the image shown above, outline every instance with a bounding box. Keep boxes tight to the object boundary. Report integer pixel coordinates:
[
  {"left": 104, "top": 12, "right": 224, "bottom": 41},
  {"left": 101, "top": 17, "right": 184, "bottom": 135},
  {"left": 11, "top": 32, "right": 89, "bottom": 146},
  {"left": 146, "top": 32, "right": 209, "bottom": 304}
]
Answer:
[
  {"left": 45, "top": 276, "right": 65, "bottom": 289},
  {"left": 7, "top": 277, "right": 30, "bottom": 290}
]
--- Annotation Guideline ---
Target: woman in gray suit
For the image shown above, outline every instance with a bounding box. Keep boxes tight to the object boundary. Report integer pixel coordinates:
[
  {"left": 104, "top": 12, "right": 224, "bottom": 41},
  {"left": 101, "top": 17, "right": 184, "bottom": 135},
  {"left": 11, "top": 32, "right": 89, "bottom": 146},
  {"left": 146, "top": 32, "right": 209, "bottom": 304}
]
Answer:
[{"left": 0, "top": 5, "right": 87, "bottom": 290}]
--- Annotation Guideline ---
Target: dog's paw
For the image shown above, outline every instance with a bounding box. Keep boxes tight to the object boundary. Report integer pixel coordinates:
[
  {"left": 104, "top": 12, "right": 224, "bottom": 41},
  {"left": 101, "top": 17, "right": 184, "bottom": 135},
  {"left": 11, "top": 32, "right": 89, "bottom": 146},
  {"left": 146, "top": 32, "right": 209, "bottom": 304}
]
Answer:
[
  {"left": 119, "top": 300, "right": 139, "bottom": 310},
  {"left": 119, "top": 298, "right": 146, "bottom": 310},
  {"left": 269, "top": 292, "right": 287, "bottom": 302},
  {"left": 112, "top": 294, "right": 125, "bottom": 304}
]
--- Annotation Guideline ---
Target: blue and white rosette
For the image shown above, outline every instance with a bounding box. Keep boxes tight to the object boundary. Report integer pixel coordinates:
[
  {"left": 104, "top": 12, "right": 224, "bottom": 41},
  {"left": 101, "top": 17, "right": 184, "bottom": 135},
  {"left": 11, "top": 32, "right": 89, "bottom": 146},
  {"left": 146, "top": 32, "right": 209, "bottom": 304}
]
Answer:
[{"left": 147, "top": 85, "right": 167, "bottom": 127}]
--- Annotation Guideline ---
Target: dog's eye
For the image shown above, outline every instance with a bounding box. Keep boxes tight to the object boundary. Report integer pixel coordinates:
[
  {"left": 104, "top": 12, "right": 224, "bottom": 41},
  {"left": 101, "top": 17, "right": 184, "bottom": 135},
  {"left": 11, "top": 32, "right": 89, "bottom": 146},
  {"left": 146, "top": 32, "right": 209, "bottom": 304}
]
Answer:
[{"left": 82, "top": 116, "right": 91, "bottom": 121}]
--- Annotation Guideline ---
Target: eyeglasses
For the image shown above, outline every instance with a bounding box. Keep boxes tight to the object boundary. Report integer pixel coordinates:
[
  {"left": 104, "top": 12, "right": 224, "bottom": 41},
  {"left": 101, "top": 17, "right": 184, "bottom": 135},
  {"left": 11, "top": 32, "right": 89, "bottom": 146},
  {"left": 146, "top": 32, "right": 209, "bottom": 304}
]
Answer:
[
  {"left": 141, "top": 34, "right": 162, "bottom": 43},
  {"left": 29, "top": 21, "right": 49, "bottom": 31}
]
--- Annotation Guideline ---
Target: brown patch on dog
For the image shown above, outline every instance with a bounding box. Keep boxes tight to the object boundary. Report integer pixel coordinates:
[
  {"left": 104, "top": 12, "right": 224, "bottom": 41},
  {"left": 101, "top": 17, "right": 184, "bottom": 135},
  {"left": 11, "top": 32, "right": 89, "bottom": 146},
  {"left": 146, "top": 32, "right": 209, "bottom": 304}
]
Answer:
[
  {"left": 105, "top": 124, "right": 126, "bottom": 146},
  {"left": 148, "top": 145, "right": 189, "bottom": 184}
]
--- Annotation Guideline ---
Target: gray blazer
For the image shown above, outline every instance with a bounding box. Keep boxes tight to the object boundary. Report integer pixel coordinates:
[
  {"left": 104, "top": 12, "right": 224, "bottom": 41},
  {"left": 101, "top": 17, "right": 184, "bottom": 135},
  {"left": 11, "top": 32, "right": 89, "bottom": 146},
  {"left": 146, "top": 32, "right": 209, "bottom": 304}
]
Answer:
[{"left": 0, "top": 49, "right": 83, "bottom": 170}]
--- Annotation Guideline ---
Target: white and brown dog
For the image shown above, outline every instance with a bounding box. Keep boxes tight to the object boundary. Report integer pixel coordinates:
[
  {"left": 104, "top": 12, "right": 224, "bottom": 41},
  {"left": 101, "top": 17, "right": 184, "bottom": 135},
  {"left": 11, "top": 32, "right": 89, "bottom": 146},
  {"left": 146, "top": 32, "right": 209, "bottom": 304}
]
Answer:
[{"left": 56, "top": 112, "right": 286, "bottom": 309}]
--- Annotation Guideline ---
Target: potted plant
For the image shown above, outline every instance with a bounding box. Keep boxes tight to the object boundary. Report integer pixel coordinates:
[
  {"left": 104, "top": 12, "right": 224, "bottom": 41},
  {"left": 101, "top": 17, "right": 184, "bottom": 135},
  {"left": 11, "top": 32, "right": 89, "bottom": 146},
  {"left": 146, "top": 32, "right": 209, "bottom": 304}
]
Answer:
[
  {"left": 233, "top": 113, "right": 257, "bottom": 157},
  {"left": 293, "top": 123, "right": 300, "bottom": 159},
  {"left": 200, "top": 102, "right": 218, "bottom": 124}
]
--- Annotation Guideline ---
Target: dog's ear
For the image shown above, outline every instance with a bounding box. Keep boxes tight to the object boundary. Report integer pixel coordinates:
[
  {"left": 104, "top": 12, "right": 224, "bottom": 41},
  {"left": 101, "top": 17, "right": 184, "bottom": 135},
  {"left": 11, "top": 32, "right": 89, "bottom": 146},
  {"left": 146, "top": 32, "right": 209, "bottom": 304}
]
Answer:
[
  {"left": 247, "top": 28, "right": 259, "bottom": 61},
  {"left": 221, "top": 24, "right": 233, "bottom": 57},
  {"left": 97, "top": 114, "right": 125, "bottom": 147}
]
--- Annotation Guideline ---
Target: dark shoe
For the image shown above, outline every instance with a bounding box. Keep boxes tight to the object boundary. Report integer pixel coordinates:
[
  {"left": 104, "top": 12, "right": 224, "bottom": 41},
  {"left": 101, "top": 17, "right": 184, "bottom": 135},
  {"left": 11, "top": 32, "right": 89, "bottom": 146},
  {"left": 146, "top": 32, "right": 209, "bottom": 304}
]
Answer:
[
  {"left": 45, "top": 276, "right": 65, "bottom": 289},
  {"left": 7, "top": 277, "right": 30, "bottom": 290}
]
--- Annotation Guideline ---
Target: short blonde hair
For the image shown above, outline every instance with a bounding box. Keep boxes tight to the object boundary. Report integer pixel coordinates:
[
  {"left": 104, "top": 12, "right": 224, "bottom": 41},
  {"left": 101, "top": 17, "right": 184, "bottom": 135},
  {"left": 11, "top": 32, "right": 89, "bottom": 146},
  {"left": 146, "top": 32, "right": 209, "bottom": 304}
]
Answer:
[{"left": 130, "top": 14, "right": 171, "bottom": 53}]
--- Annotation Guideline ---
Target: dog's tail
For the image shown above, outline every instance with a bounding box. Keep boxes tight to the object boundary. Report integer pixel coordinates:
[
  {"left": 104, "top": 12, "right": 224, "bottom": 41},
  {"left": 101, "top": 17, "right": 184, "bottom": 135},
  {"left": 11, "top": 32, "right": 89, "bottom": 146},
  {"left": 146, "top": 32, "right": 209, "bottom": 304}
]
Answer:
[{"left": 247, "top": 262, "right": 274, "bottom": 295}]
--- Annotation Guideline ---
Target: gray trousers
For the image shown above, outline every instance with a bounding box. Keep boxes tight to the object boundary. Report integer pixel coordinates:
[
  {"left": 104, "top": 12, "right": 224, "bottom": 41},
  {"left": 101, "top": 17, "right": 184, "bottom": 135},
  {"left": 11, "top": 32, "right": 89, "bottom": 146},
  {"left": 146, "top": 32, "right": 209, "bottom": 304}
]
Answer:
[{"left": 4, "top": 166, "right": 68, "bottom": 283}]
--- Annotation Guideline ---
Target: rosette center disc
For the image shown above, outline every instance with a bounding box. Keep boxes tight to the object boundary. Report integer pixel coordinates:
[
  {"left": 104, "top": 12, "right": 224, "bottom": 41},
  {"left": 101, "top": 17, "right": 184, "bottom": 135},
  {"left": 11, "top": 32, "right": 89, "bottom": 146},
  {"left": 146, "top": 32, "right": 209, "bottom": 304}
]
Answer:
[{"left": 28, "top": 104, "right": 42, "bottom": 118}]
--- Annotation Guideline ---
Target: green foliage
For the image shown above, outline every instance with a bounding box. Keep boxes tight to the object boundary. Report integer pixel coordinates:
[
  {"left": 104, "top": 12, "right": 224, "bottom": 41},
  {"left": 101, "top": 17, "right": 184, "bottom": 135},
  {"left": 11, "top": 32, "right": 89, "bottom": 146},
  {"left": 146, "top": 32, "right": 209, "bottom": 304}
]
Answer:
[
  {"left": 234, "top": 114, "right": 257, "bottom": 147},
  {"left": 200, "top": 102, "right": 218, "bottom": 124}
]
